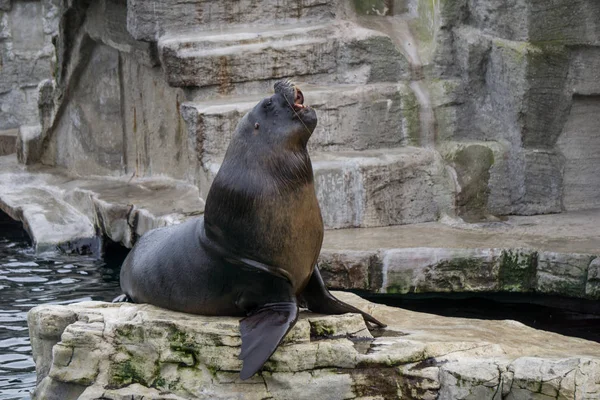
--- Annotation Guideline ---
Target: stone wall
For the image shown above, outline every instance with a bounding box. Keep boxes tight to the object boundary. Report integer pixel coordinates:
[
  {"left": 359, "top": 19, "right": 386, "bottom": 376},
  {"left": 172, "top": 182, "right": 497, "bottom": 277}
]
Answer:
[
  {"left": 4, "top": 0, "right": 600, "bottom": 229},
  {"left": 420, "top": 0, "right": 600, "bottom": 217},
  {"left": 0, "top": 0, "right": 57, "bottom": 131}
]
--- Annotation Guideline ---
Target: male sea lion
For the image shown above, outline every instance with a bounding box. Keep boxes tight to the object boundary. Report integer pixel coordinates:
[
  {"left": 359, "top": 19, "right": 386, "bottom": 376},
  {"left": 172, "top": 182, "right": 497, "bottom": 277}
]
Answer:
[{"left": 115, "top": 80, "right": 385, "bottom": 380}]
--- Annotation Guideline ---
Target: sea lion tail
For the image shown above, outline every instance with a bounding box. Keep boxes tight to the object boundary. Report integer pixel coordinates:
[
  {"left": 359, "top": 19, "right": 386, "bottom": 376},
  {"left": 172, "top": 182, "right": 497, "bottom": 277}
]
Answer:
[
  {"left": 301, "top": 266, "right": 387, "bottom": 328},
  {"left": 239, "top": 302, "right": 298, "bottom": 380}
]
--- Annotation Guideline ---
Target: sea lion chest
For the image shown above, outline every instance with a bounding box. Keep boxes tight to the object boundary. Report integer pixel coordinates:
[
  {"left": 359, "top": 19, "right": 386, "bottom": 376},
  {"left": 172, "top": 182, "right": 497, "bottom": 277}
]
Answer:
[
  {"left": 204, "top": 169, "right": 323, "bottom": 294},
  {"left": 255, "top": 182, "right": 324, "bottom": 292}
]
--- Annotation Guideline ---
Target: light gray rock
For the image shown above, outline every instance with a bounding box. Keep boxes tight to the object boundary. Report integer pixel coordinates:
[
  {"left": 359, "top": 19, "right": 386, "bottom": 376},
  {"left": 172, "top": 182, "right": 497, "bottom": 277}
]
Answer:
[
  {"left": 120, "top": 54, "right": 191, "bottom": 181},
  {"left": 0, "top": 127, "right": 17, "bottom": 155},
  {"left": 182, "top": 83, "right": 420, "bottom": 164},
  {"left": 312, "top": 147, "right": 453, "bottom": 228},
  {"left": 466, "top": 0, "right": 529, "bottom": 41},
  {"left": 0, "top": 0, "right": 10, "bottom": 12},
  {"left": 557, "top": 96, "right": 600, "bottom": 211},
  {"left": 519, "top": 44, "right": 571, "bottom": 149},
  {"left": 9, "top": 1, "right": 45, "bottom": 51},
  {"left": 0, "top": 10, "right": 9, "bottom": 39},
  {"left": 513, "top": 149, "right": 563, "bottom": 215},
  {"left": 0, "top": 155, "right": 204, "bottom": 251},
  {"left": 127, "top": 0, "right": 344, "bottom": 42},
  {"left": 158, "top": 21, "right": 407, "bottom": 89},
  {"left": 586, "top": 258, "right": 600, "bottom": 298},
  {"left": 570, "top": 47, "right": 600, "bottom": 95},
  {"left": 537, "top": 252, "right": 593, "bottom": 297},
  {"left": 42, "top": 43, "right": 125, "bottom": 176},
  {"left": 27, "top": 293, "right": 600, "bottom": 399},
  {"left": 0, "top": 88, "right": 41, "bottom": 130},
  {"left": 529, "top": 0, "right": 600, "bottom": 45},
  {"left": 379, "top": 247, "right": 506, "bottom": 294},
  {"left": 0, "top": 182, "right": 97, "bottom": 253},
  {"left": 0, "top": 0, "right": 55, "bottom": 134},
  {"left": 16, "top": 124, "right": 42, "bottom": 163},
  {"left": 318, "top": 210, "right": 600, "bottom": 299},
  {"left": 440, "top": 141, "right": 500, "bottom": 221},
  {"left": 318, "top": 250, "right": 377, "bottom": 290},
  {"left": 85, "top": 0, "right": 158, "bottom": 68}
]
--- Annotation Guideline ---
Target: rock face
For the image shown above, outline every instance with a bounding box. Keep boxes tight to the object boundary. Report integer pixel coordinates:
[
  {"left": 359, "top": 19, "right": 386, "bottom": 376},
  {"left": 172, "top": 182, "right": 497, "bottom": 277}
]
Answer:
[
  {"left": 319, "top": 209, "right": 600, "bottom": 300},
  {"left": 1, "top": 0, "right": 599, "bottom": 242},
  {"left": 28, "top": 293, "right": 600, "bottom": 400},
  {"left": 0, "top": 0, "right": 57, "bottom": 132},
  {"left": 0, "top": 154, "right": 204, "bottom": 253}
]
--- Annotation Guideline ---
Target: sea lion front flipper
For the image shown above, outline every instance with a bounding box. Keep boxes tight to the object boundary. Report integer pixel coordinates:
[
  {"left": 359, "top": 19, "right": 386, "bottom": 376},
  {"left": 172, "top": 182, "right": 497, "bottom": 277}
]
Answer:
[
  {"left": 112, "top": 294, "right": 132, "bottom": 303},
  {"left": 239, "top": 302, "right": 298, "bottom": 380},
  {"left": 301, "top": 266, "right": 386, "bottom": 328}
]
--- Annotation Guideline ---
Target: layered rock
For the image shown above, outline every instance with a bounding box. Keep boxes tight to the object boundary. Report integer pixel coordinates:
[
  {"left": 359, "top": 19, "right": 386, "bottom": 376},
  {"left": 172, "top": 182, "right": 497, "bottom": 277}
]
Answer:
[
  {"left": 0, "top": 0, "right": 57, "bottom": 132},
  {"left": 319, "top": 209, "right": 600, "bottom": 300},
  {"left": 0, "top": 154, "right": 203, "bottom": 253},
  {"left": 28, "top": 293, "right": 600, "bottom": 399},
  {"left": 2, "top": 0, "right": 600, "bottom": 241}
]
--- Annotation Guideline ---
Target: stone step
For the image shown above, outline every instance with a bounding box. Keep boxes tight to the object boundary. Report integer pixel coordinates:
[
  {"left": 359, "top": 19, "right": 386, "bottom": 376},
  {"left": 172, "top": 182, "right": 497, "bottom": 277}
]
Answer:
[
  {"left": 128, "top": 0, "right": 344, "bottom": 42},
  {"left": 317, "top": 209, "right": 600, "bottom": 300},
  {"left": 0, "top": 129, "right": 18, "bottom": 156},
  {"left": 201, "top": 147, "right": 454, "bottom": 229},
  {"left": 0, "top": 155, "right": 204, "bottom": 252},
  {"left": 159, "top": 21, "right": 407, "bottom": 88},
  {"left": 181, "top": 83, "right": 420, "bottom": 162}
]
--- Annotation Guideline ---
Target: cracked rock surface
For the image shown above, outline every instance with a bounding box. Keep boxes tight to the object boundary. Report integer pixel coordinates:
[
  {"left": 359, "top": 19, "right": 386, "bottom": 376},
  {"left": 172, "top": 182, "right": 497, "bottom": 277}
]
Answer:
[
  {"left": 0, "top": 155, "right": 204, "bottom": 253},
  {"left": 28, "top": 292, "right": 600, "bottom": 400}
]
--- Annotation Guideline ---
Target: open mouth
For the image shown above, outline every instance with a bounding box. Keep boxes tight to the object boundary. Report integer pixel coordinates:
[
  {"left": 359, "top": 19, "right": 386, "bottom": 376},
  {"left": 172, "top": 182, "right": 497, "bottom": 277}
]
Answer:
[{"left": 292, "top": 87, "right": 306, "bottom": 111}]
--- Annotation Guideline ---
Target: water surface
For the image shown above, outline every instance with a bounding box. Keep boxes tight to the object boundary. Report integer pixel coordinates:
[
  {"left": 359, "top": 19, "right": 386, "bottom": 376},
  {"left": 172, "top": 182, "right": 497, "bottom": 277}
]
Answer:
[{"left": 0, "top": 215, "right": 124, "bottom": 400}]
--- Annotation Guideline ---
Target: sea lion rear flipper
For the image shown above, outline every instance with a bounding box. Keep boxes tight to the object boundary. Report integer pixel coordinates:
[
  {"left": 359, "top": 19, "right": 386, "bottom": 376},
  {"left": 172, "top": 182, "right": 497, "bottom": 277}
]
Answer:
[
  {"left": 301, "top": 266, "right": 386, "bottom": 328},
  {"left": 239, "top": 302, "right": 298, "bottom": 380}
]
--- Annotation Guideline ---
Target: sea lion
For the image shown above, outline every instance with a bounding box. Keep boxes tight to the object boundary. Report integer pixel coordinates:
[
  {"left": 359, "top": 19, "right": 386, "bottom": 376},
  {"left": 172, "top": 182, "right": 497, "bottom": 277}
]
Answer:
[{"left": 115, "top": 80, "right": 385, "bottom": 380}]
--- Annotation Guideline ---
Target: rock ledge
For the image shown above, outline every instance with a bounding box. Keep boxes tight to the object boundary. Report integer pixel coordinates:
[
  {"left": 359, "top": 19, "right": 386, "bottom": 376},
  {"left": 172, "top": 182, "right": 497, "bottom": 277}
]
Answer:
[{"left": 28, "top": 292, "right": 600, "bottom": 399}]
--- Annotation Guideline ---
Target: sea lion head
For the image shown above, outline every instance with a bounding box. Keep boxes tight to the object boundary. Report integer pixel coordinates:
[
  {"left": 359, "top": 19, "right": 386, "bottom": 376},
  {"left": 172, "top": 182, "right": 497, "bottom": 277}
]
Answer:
[{"left": 236, "top": 80, "right": 317, "bottom": 149}]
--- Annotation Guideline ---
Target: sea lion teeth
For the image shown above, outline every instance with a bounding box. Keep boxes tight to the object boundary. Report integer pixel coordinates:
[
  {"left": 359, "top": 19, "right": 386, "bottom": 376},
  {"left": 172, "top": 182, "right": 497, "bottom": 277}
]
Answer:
[{"left": 294, "top": 88, "right": 304, "bottom": 105}]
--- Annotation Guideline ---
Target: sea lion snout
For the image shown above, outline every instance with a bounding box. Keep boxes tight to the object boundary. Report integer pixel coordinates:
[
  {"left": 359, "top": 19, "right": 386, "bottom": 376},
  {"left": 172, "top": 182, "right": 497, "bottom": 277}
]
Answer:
[{"left": 244, "top": 80, "right": 317, "bottom": 145}]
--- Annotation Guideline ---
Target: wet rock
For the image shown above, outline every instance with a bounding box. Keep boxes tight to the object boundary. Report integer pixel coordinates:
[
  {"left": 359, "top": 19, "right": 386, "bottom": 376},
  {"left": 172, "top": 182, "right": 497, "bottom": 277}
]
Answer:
[
  {"left": 0, "top": 155, "right": 204, "bottom": 252},
  {"left": 0, "top": 128, "right": 17, "bottom": 155},
  {"left": 319, "top": 210, "right": 600, "bottom": 299},
  {"left": 0, "top": 182, "right": 97, "bottom": 253},
  {"left": 16, "top": 124, "right": 42, "bottom": 164},
  {"left": 27, "top": 293, "right": 600, "bottom": 399},
  {"left": 556, "top": 95, "right": 600, "bottom": 211}
]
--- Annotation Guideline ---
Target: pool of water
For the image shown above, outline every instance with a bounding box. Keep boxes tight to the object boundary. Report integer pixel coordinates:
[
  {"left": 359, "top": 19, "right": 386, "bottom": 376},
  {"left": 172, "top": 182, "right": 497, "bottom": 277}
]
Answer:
[
  {"left": 0, "top": 215, "right": 125, "bottom": 400},
  {"left": 363, "top": 293, "right": 600, "bottom": 343}
]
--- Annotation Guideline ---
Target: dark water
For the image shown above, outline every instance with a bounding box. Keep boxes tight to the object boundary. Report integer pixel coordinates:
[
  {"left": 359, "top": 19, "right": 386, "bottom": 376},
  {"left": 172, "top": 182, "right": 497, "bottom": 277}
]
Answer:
[
  {"left": 0, "top": 215, "right": 125, "bottom": 400},
  {"left": 363, "top": 293, "right": 600, "bottom": 343}
]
